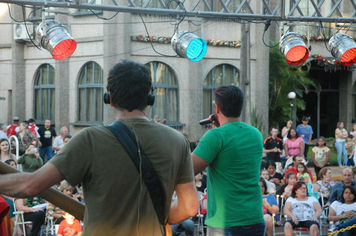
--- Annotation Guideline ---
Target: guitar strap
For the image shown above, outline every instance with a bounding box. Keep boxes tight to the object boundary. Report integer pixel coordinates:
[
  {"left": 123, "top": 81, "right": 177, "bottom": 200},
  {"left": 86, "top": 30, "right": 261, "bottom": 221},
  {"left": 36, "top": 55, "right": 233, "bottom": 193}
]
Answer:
[{"left": 104, "top": 121, "right": 171, "bottom": 236}]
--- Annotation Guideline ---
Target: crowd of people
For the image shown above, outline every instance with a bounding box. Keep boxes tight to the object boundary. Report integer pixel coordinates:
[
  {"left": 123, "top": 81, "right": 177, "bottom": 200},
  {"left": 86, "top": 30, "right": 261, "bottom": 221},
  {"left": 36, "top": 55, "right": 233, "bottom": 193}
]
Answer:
[
  {"left": 0, "top": 117, "right": 82, "bottom": 236},
  {"left": 0, "top": 60, "right": 355, "bottom": 236},
  {"left": 262, "top": 118, "right": 356, "bottom": 236}
]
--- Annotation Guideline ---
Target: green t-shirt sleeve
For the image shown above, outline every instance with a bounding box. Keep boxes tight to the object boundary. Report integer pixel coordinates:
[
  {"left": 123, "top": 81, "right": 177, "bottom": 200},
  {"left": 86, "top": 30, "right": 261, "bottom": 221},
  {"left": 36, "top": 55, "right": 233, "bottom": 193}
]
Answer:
[
  {"left": 176, "top": 138, "right": 195, "bottom": 184},
  {"left": 49, "top": 128, "right": 92, "bottom": 187},
  {"left": 193, "top": 129, "right": 221, "bottom": 163}
]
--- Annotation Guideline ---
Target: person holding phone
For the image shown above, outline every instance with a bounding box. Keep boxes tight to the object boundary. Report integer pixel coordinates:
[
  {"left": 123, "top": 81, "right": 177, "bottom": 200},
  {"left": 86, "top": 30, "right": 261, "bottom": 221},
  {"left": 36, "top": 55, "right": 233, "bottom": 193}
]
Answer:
[{"left": 17, "top": 141, "right": 43, "bottom": 172}]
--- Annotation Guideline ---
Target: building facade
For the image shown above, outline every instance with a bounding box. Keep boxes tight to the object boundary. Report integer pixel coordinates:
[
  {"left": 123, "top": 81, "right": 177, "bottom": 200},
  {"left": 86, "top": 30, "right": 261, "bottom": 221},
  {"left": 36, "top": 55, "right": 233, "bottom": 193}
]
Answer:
[
  {"left": 1, "top": 1, "right": 356, "bottom": 141},
  {"left": 0, "top": 1, "right": 269, "bottom": 141}
]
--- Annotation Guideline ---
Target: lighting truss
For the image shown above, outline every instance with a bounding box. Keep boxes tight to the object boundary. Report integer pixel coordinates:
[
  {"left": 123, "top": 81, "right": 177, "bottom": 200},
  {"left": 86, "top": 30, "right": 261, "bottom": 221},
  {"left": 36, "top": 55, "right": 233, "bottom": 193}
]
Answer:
[{"left": 1, "top": 0, "right": 356, "bottom": 23}]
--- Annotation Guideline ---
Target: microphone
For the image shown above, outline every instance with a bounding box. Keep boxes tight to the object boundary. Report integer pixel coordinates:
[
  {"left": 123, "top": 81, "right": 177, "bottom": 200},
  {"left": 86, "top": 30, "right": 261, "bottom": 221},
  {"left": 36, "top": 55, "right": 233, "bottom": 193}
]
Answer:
[{"left": 199, "top": 114, "right": 216, "bottom": 125}]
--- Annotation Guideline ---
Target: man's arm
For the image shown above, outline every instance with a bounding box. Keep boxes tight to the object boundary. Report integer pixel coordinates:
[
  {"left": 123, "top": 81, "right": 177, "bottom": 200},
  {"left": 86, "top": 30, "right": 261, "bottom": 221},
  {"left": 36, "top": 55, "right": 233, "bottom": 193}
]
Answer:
[
  {"left": 169, "top": 181, "right": 199, "bottom": 224},
  {"left": 192, "top": 153, "right": 210, "bottom": 176},
  {"left": 0, "top": 163, "right": 65, "bottom": 198}
]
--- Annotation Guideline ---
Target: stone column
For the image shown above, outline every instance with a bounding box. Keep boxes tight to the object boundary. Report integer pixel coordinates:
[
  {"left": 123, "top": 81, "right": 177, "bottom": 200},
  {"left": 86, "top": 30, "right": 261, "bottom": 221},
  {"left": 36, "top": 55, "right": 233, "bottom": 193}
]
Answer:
[
  {"left": 339, "top": 70, "right": 353, "bottom": 130},
  {"left": 103, "top": 12, "right": 132, "bottom": 125},
  {"left": 11, "top": 5, "right": 26, "bottom": 121},
  {"left": 54, "top": 14, "right": 71, "bottom": 132}
]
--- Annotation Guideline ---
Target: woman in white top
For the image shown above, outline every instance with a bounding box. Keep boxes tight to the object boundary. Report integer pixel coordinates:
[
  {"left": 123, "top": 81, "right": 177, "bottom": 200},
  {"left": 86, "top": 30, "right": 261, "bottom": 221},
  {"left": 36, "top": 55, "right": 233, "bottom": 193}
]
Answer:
[
  {"left": 284, "top": 181, "right": 322, "bottom": 236},
  {"left": 328, "top": 186, "right": 356, "bottom": 236},
  {"left": 282, "top": 120, "right": 293, "bottom": 143},
  {"left": 335, "top": 121, "right": 348, "bottom": 167}
]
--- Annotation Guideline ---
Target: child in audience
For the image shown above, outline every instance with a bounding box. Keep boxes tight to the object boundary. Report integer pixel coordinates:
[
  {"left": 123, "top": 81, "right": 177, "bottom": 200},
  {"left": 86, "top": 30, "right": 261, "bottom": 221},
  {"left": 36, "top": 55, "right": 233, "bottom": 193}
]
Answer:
[
  {"left": 296, "top": 161, "right": 311, "bottom": 184},
  {"left": 57, "top": 211, "right": 82, "bottom": 236},
  {"left": 260, "top": 169, "right": 276, "bottom": 194},
  {"left": 345, "top": 134, "right": 355, "bottom": 167},
  {"left": 4, "top": 159, "right": 17, "bottom": 169},
  {"left": 282, "top": 172, "right": 296, "bottom": 199}
]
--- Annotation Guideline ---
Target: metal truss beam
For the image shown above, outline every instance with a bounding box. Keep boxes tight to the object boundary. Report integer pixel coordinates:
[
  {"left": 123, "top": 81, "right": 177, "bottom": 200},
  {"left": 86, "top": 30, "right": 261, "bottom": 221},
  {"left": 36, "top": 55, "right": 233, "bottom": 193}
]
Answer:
[{"left": 2, "top": 0, "right": 356, "bottom": 23}]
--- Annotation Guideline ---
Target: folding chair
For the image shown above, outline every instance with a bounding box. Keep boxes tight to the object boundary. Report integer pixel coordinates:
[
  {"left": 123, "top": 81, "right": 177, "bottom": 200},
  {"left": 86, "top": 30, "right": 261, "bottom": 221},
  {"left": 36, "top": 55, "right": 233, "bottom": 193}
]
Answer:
[
  {"left": 194, "top": 191, "right": 205, "bottom": 236},
  {"left": 12, "top": 199, "right": 32, "bottom": 236}
]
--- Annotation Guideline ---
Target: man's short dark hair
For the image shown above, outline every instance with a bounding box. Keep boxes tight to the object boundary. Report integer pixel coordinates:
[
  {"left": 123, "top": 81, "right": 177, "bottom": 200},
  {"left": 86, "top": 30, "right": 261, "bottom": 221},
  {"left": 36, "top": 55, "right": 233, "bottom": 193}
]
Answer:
[
  {"left": 214, "top": 85, "right": 244, "bottom": 118},
  {"left": 107, "top": 60, "right": 152, "bottom": 112}
]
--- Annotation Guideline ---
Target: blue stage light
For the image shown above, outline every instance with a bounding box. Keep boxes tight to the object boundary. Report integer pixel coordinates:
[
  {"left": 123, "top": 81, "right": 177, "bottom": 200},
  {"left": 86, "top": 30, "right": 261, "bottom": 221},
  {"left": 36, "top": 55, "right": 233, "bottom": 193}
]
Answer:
[{"left": 172, "top": 31, "right": 207, "bottom": 62}]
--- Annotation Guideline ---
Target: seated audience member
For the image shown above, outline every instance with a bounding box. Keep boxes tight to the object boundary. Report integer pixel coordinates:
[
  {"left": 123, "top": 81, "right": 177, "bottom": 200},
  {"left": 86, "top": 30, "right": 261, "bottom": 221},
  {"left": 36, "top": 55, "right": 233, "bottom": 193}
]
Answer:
[
  {"left": 324, "top": 168, "right": 356, "bottom": 209},
  {"left": 18, "top": 141, "right": 43, "bottom": 173},
  {"left": 283, "top": 181, "right": 322, "bottom": 236},
  {"left": 0, "top": 138, "right": 17, "bottom": 163},
  {"left": 265, "top": 160, "right": 285, "bottom": 190},
  {"left": 14, "top": 197, "right": 45, "bottom": 236},
  {"left": 47, "top": 180, "right": 81, "bottom": 224},
  {"left": 63, "top": 134, "right": 72, "bottom": 145},
  {"left": 4, "top": 159, "right": 17, "bottom": 169},
  {"left": 285, "top": 155, "right": 314, "bottom": 182},
  {"left": 261, "top": 169, "right": 276, "bottom": 194},
  {"left": 277, "top": 172, "right": 297, "bottom": 199},
  {"left": 170, "top": 219, "right": 194, "bottom": 236},
  {"left": 328, "top": 186, "right": 356, "bottom": 236},
  {"left": 260, "top": 178, "right": 279, "bottom": 236},
  {"left": 296, "top": 161, "right": 312, "bottom": 184},
  {"left": 57, "top": 211, "right": 82, "bottom": 236},
  {"left": 195, "top": 172, "right": 206, "bottom": 195},
  {"left": 313, "top": 167, "right": 335, "bottom": 204},
  {"left": 59, "top": 180, "right": 81, "bottom": 201}
]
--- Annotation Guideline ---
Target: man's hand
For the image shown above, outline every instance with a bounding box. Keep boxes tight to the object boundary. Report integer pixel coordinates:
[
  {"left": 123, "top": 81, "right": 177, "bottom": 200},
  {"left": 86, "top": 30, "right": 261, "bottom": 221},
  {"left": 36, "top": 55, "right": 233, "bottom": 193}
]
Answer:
[{"left": 154, "top": 115, "right": 167, "bottom": 124}]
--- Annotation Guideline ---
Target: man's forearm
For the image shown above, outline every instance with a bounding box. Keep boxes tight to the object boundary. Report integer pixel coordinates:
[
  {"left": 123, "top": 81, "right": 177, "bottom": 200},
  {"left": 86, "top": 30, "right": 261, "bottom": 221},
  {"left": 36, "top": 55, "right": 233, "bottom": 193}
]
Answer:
[{"left": 0, "top": 172, "right": 35, "bottom": 198}]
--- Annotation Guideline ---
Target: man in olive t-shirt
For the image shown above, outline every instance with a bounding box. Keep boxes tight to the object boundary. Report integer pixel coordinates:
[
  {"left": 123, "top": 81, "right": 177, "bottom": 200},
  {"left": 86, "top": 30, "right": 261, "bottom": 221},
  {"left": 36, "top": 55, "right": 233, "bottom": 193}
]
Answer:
[
  {"left": 0, "top": 60, "right": 199, "bottom": 236},
  {"left": 192, "top": 85, "right": 265, "bottom": 236}
]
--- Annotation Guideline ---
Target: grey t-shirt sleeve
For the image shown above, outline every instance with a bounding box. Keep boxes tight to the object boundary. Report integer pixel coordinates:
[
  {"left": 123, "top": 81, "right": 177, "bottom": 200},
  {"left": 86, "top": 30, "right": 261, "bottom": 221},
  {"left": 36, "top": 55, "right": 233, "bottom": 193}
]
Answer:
[
  {"left": 176, "top": 138, "right": 195, "bottom": 184},
  {"left": 49, "top": 128, "right": 92, "bottom": 187}
]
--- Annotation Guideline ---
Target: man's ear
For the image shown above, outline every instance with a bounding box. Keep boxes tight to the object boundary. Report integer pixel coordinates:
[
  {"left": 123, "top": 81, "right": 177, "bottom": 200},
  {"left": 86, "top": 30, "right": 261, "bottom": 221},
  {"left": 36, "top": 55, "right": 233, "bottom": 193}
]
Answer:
[{"left": 214, "top": 104, "right": 220, "bottom": 114}]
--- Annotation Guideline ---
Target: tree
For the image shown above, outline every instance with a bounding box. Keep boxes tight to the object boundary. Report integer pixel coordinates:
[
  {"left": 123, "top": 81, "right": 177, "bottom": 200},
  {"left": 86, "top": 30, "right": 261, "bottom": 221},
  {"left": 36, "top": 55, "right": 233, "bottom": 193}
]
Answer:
[{"left": 268, "top": 45, "right": 320, "bottom": 129}]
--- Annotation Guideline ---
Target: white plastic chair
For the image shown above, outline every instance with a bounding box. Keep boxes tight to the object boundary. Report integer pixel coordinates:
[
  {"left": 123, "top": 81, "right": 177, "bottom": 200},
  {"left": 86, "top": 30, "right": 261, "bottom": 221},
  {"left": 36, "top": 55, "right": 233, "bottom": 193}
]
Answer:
[{"left": 12, "top": 199, "right": 32, "bottom": 236}]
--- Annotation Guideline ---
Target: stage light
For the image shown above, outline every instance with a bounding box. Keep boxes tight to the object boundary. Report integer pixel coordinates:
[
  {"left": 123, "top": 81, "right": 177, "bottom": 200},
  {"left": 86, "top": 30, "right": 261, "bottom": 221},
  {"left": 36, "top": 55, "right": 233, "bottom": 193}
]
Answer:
[
  {"left": 36, "top": 20, "right": 77, "bottom": 60},
  {"left": 279, "top": 32, "right": 309, "bottom": 66},
  {"left": 329, "top": 33, "right": 356, "bottom": 66},
  {"left": 171, "top": 31, "right": 207, "bottom": 62}
]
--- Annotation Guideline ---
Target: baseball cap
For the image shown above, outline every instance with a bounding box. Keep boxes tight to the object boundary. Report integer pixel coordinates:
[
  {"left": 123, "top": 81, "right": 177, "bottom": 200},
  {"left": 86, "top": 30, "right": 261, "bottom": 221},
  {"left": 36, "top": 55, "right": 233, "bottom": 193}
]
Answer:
[
  {"left": 302, "top": 116, "right": 308, "bottom": 121},
  {"left": 13, "top": 117, "right": 19, "bottom": 121}
]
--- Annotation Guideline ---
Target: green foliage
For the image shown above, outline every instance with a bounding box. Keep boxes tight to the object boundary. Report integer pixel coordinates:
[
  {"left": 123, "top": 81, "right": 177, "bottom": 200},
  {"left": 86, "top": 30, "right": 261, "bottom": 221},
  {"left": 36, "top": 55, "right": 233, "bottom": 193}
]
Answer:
[
  {"left": 251, "top": 107, "right": 264, "bottom": 134},
  {"left": 268, "top": 45, "right": 320, "bottom": 129}
]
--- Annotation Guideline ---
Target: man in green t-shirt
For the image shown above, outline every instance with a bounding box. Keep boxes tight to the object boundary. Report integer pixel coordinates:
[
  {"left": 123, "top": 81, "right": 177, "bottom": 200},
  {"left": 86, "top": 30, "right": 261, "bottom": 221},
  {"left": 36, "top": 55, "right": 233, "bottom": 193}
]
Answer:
[
  {"left": 192, "top": 85, "right": 265, "bottom": 236},
  {"left": 0, "top": 60, "right": 199, "bottom": 235}
]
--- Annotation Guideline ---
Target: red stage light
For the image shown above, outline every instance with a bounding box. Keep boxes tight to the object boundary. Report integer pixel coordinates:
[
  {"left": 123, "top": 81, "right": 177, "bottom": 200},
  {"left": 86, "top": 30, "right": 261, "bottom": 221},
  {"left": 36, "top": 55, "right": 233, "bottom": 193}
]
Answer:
[
  {"left": 52, "top": 39, "right": 77, "bottom": 60},
  {"left": 329, "top": 33, "right": 356, "bottom": 66},
  {"left": 340, "top": 48, "right": 356, "bottom": 66},
  {"left": 285, "top": 45, "right": 309, "bottom": 66},
  {"left": 36, "top": 20, "right": 77, "bottom": 60},
  {"left": 280, "top": 32, "right": 309, "bottom": 66}
]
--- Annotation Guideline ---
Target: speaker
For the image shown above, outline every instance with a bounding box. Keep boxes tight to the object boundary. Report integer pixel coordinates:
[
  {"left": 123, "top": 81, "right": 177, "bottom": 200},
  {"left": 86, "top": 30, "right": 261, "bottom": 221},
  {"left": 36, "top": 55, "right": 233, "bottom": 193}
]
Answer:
[{"left": 103, "top": 92, "right": 155, "bottom": 106}]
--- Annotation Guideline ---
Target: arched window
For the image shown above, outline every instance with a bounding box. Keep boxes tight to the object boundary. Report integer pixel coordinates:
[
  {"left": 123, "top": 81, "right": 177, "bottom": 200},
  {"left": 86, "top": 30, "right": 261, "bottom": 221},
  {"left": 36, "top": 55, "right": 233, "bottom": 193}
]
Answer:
[
  {"left": 77, "top": 62, "right": 104, "bottom": 123},
  {"left": 146, "top": 62, "right": 179, "bottom": 123},
  {"left": 34, "top": 64, "right": 55, "bottom": 122},
  {"left": 203, "top": 64, "right": 239, "bottom": 118}
]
